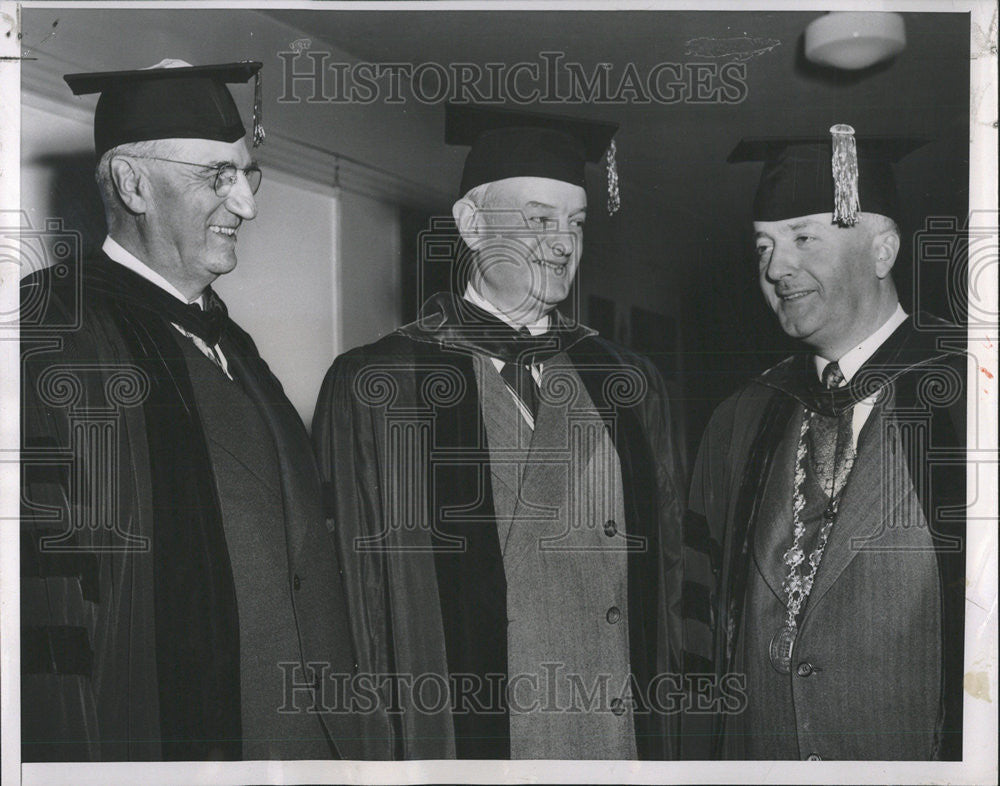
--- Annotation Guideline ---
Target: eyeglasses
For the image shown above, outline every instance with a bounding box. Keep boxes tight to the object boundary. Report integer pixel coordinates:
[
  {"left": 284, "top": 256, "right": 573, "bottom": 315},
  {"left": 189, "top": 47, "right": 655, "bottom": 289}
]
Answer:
[{"left": 117, "top": 155, "right": 262, "bottom": 196}]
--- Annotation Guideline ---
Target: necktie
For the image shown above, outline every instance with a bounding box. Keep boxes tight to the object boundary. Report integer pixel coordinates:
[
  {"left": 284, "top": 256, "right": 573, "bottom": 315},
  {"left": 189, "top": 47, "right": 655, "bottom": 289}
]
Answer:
[
  {"left": 500, "top": 327, "right": 540, "bottom": 420},
  {"left": 810, "top": 361, "right": 854, "bottom": 498},
  {"left": 822, "top": 361, "right": 845, "bottom": 390},
  {"left": 500, "top": 360, "right": 539, "bottom": 420}
]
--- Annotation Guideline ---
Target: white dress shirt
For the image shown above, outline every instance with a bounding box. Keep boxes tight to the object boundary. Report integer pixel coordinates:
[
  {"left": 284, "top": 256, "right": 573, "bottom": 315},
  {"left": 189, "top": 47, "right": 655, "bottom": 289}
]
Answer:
[
  {"left": 463, "top": 284, "right": 549, "bottom": 428},
  {"left": 102, "top": 236, "right": 232, "bottom": 378},
  {"left": 813, "top": 303, "right": 908, "bottom": 449}
]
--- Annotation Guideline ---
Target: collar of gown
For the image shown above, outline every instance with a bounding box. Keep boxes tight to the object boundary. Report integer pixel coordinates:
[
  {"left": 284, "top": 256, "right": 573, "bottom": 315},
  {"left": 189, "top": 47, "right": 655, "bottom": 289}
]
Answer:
[
  {"left": 754, "top": 313, "right": 958, "bottom": 417},
  {"left": 397, "top": 291, "right": 597, "bottom": 364}
]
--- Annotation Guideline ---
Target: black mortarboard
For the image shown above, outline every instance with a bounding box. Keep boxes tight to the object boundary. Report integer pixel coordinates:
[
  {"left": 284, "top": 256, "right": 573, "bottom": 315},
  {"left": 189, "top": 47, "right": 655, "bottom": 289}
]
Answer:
[
  {"left": 729, "top": 125, "right": 927, "bottom": 225},
  {"left": 64, "top": 60, "right": 265, "bottom": 158},
  {"left": 446, "top": 103, "right": 621, "bottom": 214}
]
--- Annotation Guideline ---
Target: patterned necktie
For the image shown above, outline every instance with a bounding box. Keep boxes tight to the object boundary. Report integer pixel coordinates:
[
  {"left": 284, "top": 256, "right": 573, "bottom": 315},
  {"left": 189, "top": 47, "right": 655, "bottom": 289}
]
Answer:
[
  {"left": 809, "top": 360, "right": 855, "bottom": 498},
  {"left": 499, "top": 327, "right": 540, "bottom": 420}
]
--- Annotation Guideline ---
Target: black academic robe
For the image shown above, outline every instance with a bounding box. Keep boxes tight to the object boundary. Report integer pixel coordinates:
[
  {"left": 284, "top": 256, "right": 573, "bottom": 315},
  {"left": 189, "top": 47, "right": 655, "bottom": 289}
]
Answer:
[
  {"left": 20, "top": 254, "right": 384, "bottom": 761},
  {"left": 681, "top": 315, "right": 966, "bottom": 760},
  {"left": 312, "top": 292, "right": 687, "bottom": 760}
]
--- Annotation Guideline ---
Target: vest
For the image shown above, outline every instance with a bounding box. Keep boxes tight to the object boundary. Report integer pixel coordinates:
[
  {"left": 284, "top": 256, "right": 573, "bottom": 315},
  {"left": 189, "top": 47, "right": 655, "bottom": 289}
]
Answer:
[
  {"left": 475, "top": 352, "right": 637, "bottom": 759},
  {"left": 178, "top": 339, "right": 331, "bottom": 760}
]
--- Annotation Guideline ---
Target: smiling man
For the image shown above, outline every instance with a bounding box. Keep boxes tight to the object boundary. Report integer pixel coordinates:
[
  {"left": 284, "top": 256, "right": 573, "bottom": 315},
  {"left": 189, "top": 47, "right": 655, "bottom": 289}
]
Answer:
[
  {"left": 313, "top": 104, "right": 686, "bottom": 759},
  {"left": 20, "top": 61, "right": 382, "bottom": 761},
  {"left": 681, "top": 126, "right": 966, "bottom": 760}
]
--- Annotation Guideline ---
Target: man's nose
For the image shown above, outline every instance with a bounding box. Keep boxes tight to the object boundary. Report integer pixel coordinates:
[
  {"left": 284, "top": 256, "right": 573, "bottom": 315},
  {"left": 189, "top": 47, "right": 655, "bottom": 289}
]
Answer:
[
  {"left": 764, "top": 242, "right": 797, "bottom": 281},
  {"left": 225, "top": 172, "right": 257, "bottom": 221},
  {"left": 547, "top": 235, "right": 573, "bottom": 258}
]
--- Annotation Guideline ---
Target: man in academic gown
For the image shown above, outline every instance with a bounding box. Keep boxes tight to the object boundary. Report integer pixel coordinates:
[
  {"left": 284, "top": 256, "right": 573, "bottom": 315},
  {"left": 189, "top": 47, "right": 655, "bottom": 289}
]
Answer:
[
  {"left": 681, "top": 126, "right": 966, "bottom": 760},
  {"left": 313, "top": 104, "right": 686, "bottom": 759},
  {"left": 20, "top": 60, "right": 387, "bottom": 761}
]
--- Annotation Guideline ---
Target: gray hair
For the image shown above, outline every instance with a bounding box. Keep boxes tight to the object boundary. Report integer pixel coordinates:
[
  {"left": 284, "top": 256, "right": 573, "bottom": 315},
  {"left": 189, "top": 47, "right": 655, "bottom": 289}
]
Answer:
[
  {"left": 863, "top": 212, "right": 900, "bottom": 238},
  {"left": 94, "top": 139, "right": 177, "bottom": 223}
]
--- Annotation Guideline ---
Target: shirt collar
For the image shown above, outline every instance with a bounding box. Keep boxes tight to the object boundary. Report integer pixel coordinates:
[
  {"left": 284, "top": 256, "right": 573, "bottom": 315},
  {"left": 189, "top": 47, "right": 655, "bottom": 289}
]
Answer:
[
  {"left": 463, "top": 283, "right": 550, "bottom": 337},
  {"left": 814, "top": 303, "right": 908, "bottom": 384},
  {"left": 102, "top": 236, "right": 203, "bottom": 307}
]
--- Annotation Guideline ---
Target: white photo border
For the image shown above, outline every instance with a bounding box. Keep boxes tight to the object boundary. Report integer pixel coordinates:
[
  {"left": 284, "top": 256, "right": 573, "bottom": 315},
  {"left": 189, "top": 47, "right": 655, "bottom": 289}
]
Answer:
[{"left": 1, "top": 1, "right": 996, "bottom": 784}]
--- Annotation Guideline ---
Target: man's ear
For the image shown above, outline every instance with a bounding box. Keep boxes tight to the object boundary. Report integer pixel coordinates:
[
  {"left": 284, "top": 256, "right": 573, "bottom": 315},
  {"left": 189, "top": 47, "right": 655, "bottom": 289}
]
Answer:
[
  {"left": 452, "top": 197, "right": 485, "bottom": 251},
  {"left": 109, "top": 157, "right": 149, "bottom": 215},
  {"left": 872, "top": 225, "right": 900, "bottom": 279}
]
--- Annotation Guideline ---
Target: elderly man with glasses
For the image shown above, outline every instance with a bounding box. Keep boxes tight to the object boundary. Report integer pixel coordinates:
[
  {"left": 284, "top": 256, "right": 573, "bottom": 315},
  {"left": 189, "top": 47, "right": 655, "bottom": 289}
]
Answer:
[{"left": 20, "top": 60, "right": 386, "bottom": 762}]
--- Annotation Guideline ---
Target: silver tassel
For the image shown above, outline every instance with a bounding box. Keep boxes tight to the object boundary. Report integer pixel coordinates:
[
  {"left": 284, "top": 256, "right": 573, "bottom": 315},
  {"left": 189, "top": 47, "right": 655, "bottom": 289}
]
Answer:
[
  {"left": 606, "top": 139, "right": 620, "bottom": 215},
  {"left": 252, "top": 69, "right": 266, "bottom": 147},
  {"left": 830, "top": 123, "right": 859, "bottom": 225}
]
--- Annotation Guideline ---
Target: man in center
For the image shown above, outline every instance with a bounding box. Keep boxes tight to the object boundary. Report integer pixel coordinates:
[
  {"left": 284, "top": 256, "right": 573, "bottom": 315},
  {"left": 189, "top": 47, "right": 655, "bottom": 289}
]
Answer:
[{"left": 313, "top": 104, "right": 685, "bottom": 759}]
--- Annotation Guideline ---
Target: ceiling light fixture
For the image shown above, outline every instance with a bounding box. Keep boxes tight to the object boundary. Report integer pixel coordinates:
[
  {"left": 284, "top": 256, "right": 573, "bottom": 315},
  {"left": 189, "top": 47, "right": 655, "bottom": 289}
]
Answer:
[{"left": 804, "top": 12, "right": 906, "bottom": 70}]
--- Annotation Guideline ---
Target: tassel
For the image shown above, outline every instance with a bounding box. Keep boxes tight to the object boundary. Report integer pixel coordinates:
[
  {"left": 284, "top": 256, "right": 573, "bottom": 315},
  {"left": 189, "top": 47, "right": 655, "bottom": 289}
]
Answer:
[
  {"left": 252, "top": 68, "right": 266, "bottom": 147},
  {"left": 606, "top": 139, "right": 620, "bottom": 216},
  {"left": 830, "top": 123, "right": 859, "bottom": 225}
]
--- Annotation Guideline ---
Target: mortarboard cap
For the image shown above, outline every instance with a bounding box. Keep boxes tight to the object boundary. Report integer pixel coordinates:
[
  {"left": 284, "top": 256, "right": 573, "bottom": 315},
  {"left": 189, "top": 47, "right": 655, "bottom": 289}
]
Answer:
[
  {"left": 729, "top": 125, "right": 927, "bottom": 226},
  {"left": 64, "top": 60, "right": 265, "bottom": 159},
  {"left": 446, "top": 103, "right": 621, "bottom": 214}
]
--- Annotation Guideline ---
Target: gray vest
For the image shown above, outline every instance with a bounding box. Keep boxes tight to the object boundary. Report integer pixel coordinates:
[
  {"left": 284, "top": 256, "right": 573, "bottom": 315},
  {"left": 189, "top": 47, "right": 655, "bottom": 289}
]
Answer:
[
  {"left": 475, "top": 352, "right": 637, "bottom": 760},
  {"left": 178, "top": 339, "right": 330, "bottom": 760}
]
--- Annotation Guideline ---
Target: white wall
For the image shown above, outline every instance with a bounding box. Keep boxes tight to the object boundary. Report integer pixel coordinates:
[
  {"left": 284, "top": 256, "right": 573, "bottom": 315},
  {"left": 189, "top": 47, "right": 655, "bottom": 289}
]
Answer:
[
  {"left": 212, "top": 172, "right": 339, "bottom": 429},
  {"left": 338, "top": 192, "right": 402, "bottom": 353},
  {"left": 18, "top": 101, "right": 96, "bottom": 249}
]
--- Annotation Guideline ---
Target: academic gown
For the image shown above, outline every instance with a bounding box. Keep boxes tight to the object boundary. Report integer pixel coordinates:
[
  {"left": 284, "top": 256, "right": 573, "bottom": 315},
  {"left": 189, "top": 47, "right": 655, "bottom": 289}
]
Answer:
[
  {"left": 20, "top": 254, "right": 385, "bottom": 761},
  {"left": 312, "top": 291, "right": 687, "bottom": 760},
  {"left": 680, "top": 315, "right": 966, "bottom": 760}
]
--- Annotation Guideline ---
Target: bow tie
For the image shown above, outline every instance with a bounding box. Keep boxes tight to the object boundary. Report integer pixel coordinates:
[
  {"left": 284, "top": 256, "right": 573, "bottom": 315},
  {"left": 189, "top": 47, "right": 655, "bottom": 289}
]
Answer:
[{"left": 177, "top": 289, "right": 228, "bottom": 345}]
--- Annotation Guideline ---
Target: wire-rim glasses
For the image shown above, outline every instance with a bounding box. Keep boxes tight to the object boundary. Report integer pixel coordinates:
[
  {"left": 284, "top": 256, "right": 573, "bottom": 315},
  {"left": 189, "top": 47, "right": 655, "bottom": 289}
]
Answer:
[{"left": 117, "top": 154, "right": 262, "bottom": 196}]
